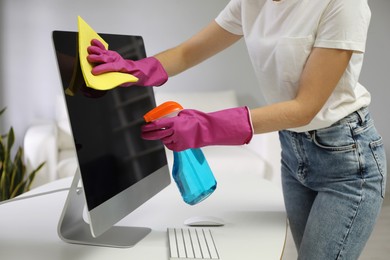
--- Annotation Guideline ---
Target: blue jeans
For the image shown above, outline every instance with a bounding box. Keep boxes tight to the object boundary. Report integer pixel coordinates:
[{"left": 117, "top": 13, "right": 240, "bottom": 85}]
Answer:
[{"left": 279, "top": 107, "right": 387, "bottom": 260}]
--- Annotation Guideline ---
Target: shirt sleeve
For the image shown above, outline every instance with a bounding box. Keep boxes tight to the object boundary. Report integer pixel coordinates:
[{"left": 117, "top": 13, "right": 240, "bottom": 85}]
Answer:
[
  {"left": 314, "top": 0, "right": 371, "bottom": 53},
  {"left": 215, "top": 0, "right": 243, "bottom": 35}
]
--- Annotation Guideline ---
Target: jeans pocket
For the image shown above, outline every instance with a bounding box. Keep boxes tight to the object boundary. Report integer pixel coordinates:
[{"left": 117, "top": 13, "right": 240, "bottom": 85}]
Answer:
[
  {"left": 370, "top": 137, "right": 387, "bottom": 198},
  {"left": 311, "top": 124, "right": 357, "bottom": 153}
]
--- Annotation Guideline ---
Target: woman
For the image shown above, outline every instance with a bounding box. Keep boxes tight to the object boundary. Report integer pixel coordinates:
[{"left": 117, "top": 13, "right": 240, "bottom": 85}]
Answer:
[{"left": 87, "top": 0, "right": 387, "bottom": 258}]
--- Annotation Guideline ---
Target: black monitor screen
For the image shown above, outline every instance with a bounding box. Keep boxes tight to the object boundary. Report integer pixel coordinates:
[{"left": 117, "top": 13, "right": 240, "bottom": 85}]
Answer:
[{"left": 52, "top": 31, "right": 166, "bottom": 211}]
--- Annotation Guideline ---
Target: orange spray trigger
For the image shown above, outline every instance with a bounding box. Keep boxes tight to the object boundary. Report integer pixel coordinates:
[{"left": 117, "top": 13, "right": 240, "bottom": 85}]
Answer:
[{"left": 143, "top": 101, "right": 184, "bottom": 123}]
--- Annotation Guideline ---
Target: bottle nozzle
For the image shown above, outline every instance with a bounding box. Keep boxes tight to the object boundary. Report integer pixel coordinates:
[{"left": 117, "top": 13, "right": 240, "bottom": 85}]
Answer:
[{"left": 144, "top": 101, "right": 184, "bottom": 122}]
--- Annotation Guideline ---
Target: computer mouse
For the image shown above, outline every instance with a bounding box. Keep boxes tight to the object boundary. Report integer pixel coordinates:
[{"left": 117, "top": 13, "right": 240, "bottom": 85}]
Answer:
[{"left": 184, "top": 216, "right": 225, "bottom": 227}]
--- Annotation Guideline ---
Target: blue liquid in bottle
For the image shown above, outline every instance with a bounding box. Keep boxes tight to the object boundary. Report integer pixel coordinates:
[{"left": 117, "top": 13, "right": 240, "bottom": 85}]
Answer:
[{"left": 172, "top": 148, "right": 217, "bottom": 205}]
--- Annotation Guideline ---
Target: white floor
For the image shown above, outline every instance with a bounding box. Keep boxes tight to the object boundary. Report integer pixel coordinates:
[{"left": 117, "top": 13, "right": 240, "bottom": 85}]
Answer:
[{"left": 282, "top": 196, "right": 390, "bottom": 260}]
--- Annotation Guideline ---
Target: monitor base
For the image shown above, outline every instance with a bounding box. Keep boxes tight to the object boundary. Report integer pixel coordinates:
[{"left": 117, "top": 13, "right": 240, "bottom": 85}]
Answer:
[{"left": 57, "top": 170, "right": 151, "bottom": 248}]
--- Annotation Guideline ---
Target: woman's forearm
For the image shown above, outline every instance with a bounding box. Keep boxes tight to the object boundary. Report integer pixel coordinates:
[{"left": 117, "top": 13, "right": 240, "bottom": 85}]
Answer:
[
  {"left": 154, "top": 21, "right": 242, "bottom": 77},
  {"left": 154, "top": 46, "right": 188, "bottom": 77}
]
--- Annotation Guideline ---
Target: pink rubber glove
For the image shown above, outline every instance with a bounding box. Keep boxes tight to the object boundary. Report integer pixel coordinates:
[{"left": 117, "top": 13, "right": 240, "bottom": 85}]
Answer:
[
  {"left": 87, "top": 39, "right": 168, "bottom": 87},
  {"left": 141, "top": 107, "right": 253, "bottom": 151}
]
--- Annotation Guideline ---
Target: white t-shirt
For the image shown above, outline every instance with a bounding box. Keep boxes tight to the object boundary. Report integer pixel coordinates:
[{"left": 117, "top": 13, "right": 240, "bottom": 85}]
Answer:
[{"left": 215, "top": 0, "right": 371, "bottom": 132}]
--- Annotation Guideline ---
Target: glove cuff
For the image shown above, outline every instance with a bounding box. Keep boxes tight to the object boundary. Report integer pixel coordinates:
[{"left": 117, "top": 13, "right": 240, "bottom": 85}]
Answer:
[
  {"left": 143, "top": 57, "right": 168, "bottom": 86},
  {"left": 243, "top": 106, "right": 254, "bottom": 144},
  {"left": 207, "top": 106, "right": 253, "bottom": 146}
]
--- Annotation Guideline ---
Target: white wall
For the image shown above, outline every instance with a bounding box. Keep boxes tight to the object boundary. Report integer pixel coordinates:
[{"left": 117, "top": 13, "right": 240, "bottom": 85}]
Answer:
[
  {"left": 0, "top": 0, "right": 260, "bottom": 144},
  {"left": 360, "top": 0, "right": 390, "bottom": 192}
]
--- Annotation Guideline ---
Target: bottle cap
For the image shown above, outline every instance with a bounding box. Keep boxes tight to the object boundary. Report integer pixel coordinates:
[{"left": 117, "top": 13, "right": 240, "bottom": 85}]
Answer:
[{"left": 144, "top": 101, "right": 184, "bottom": 122}]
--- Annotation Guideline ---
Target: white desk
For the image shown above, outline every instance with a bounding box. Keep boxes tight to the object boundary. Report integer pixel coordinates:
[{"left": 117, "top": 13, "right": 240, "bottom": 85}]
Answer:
[{"left": 0, "top": 168, "right": 287, "bottom": 260}]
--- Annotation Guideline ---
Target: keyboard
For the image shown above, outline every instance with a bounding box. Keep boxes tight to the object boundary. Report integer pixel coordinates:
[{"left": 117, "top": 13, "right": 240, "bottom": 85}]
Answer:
[{"left": 167, "top": 228, "right": 220, "bottom": 260}]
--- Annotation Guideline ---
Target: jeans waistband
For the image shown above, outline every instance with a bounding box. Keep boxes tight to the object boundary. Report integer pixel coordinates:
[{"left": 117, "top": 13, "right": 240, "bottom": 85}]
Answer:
[
  {"left": 334, "top": 106, "right": 369, "bottom": 126},
  {"left": 300, "top": 107, "right": 370, "bottom": 138}
]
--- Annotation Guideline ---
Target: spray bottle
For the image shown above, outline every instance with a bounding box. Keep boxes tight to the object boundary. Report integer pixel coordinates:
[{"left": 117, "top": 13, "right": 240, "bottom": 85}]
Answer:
[{"left": 144, "top": 101, "right": 217, "bottom": 205}]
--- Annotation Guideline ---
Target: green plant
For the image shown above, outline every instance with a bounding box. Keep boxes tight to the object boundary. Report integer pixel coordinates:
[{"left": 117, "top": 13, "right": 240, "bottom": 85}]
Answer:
[{"left": 0, "top": 107, "right": 45, "bottom": 201}]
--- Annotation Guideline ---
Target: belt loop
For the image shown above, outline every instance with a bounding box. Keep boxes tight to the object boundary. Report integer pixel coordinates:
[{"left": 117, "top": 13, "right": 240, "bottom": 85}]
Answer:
[{"left": 356, "top": 108, "right": 366, "bottom": 124}]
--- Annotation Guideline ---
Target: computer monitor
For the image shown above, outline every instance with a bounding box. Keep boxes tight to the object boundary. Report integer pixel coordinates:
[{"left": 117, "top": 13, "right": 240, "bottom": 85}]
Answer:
[{"left": 52, "top": 31, "right": 171, "bottom": 247}]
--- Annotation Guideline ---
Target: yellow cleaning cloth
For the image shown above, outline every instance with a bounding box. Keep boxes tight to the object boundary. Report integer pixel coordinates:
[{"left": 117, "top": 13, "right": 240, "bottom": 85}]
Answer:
[{"left": 77, "top": 16, "right": 138, "bottom": 90}]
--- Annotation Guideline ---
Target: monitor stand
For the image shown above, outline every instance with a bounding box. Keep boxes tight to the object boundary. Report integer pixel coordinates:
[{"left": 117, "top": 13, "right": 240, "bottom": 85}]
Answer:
[{"left": 57, "top": 169, "right": 151, "bottom": 248}]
